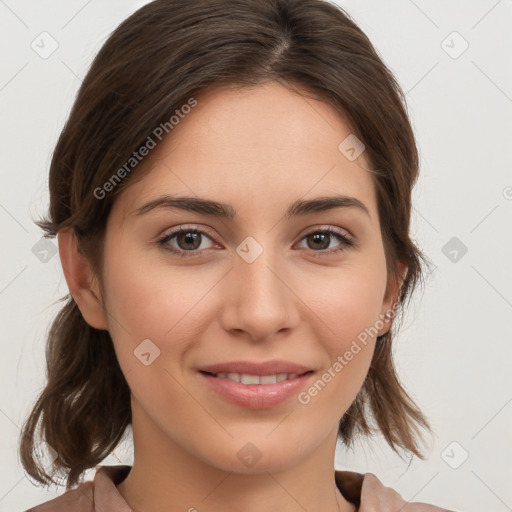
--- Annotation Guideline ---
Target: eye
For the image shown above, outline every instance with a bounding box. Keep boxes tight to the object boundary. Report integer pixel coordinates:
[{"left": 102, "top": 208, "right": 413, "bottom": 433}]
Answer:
[
  {"left": 157, "top": 226, "right": 217, "bottom": 257},
  {"left": 157, "top": 225, "right": 356, "bottom": 258},
  {"left": 296, "top": 227, "right": 356, "bottom": 256}
]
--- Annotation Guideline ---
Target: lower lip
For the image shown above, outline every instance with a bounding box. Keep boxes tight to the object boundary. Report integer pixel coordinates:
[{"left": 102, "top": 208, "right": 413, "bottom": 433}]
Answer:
[{"left": 198, "top": 371, "right": 314, "bottom": 409}]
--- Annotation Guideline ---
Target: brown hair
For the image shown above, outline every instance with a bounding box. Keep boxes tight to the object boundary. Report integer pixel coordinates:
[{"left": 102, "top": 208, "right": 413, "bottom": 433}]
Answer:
[{"left": 20, "top": 0, "right": 433, "bottom": 489}]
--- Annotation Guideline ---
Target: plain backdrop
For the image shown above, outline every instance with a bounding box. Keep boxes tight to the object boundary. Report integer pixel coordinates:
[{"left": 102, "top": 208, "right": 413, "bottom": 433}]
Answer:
[{"left": 1, "top": 1, "right": 511, "bottom": 511}]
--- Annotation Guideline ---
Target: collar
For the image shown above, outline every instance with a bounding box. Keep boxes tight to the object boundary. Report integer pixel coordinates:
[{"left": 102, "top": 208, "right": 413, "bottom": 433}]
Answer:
[
  {"left": 92, "top": 464, "right": 451, "bottom": 512},
  {"left": 93, "top": 465, "right": 364, "bottom": 510}
]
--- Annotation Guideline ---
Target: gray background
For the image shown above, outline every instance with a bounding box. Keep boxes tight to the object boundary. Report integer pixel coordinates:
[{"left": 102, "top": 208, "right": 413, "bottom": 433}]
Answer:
[{"left": 1, "top": 1, "right": 511, "bottom": 511}]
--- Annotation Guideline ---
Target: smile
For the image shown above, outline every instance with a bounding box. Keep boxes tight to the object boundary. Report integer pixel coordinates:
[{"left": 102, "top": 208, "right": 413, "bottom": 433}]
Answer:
[
  {"left": 198, "top": 370, "right": 315, "bottom": 409},
  {"left": 201, "top": 371, "right": 310, "bottom": 384}
]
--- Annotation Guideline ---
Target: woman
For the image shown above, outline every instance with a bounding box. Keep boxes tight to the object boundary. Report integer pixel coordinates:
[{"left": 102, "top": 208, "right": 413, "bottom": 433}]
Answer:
[{"left": 20, "top": 0, "right": 455, "bottom": 510}]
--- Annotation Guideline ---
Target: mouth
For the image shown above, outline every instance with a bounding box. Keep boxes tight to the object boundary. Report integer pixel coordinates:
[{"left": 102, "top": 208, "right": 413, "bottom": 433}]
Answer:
[
  {"left": 197, "top": 368, "right": 315, "bottom": 409},
  {"left": 197, "top": 359, "right": 314, "bottom": 377},
  {"left": 198, "top": 369, "right": 314, "bottom": 385}
]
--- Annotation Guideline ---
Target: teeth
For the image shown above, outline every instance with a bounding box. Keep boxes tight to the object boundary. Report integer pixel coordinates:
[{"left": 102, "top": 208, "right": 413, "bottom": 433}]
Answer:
[
  {"left": 241, "top": 374, "right": 260, "bottom": 385},
  {"left": 214, "top": 372, "right": 300, "bottom": 384}
]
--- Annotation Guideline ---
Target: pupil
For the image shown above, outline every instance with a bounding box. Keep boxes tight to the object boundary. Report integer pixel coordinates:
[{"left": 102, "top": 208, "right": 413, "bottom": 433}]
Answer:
[
  {"left": 179, "top": 232, "right": 200, "bottom": 250},
  {"left": 310, "top": 233, "right": 329, "bottom": 250}
]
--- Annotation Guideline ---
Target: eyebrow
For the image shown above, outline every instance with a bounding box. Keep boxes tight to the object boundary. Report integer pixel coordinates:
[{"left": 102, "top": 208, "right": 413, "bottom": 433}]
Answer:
[{"left": 133, "top": 194, "right": 370, "bottom": 220}]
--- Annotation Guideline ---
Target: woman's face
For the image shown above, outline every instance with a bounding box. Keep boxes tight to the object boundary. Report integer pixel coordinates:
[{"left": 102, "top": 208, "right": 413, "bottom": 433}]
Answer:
[{"left": 97, "top": 81, "right": 400, "bottom": 473}]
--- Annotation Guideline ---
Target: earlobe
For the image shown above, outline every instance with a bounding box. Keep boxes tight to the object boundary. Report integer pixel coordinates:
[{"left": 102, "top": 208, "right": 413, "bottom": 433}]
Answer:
[{"left": 57, "top": 228, "right": 108, "bottom": 330}]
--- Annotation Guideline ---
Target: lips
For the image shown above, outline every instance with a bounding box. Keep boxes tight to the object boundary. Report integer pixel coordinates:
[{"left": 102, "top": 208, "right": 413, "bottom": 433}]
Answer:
[
  {"left": 196, "top": 359, "right": 316, "bottom": 409},
  {"left": 198, "top": 370, "right": 315, "bottom": 409}
]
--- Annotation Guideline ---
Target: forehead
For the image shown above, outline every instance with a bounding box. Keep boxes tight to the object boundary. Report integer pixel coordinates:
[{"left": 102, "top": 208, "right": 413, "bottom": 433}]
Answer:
[{"left": 113, "top": 82, "right": 377, "bottom": 223}]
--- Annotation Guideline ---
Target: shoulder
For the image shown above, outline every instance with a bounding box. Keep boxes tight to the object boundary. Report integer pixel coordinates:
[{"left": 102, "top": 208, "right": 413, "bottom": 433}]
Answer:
[
  {"left": 23, "top": 465, "right": 132, "bottom": 512},
  {"left": 359, "top": 472, "right": 455, "bottom": 511},
  {"left": 23, "top": 480, "right": 95, "bottom": 512},
  {"left": 335, "top": 469, "right": 456, "bottom": 511}
]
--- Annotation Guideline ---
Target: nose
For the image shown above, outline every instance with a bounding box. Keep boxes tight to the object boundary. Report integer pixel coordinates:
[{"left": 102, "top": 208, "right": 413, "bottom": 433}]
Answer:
[{"left": 220, "top": 242, "right": 300, "bottom": 342}]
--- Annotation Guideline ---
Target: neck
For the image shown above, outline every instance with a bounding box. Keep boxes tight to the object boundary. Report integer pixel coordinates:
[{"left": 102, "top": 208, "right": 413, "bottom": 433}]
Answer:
[{"left": 116, "top": 404, "right": 356, "bottom": 512}]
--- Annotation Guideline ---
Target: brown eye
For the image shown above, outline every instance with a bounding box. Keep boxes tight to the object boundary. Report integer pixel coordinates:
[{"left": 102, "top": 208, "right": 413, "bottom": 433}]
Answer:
[
  {"left": 305, "top": 232, "right": 331, "bottom": 250},
  {"left": 157, "top": 227, "right": 217, "bottom": 257},
  {"left": 174, "top": 231, "right": 202, "bottom": 251},
  {"left": 298, "top": 228, "right": 355, "bottom": 255}
]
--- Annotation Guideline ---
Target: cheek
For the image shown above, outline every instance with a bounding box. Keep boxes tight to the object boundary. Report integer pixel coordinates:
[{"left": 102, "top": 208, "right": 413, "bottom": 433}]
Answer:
[
  {"left": 293, "top": 261, "right": 386, "bottom": 408},
  {"left": 100, "top": 260, "right": 212, "bottom": 420},
  {"left": 102, "top": 240, "right": 213, "bottom": 333},
  {"left": 100, "top": 249, "right": 221, "bottom": 375},
  {"left": 301, "top": 259, "right": 387, "bottom": 346},
  {"left": 296, "top": 295, "right": 379, "bottom": 419}
]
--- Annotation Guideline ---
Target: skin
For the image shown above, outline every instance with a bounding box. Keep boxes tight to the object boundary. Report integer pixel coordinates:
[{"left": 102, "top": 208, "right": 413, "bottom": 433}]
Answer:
[{"left": 59, "top": 81, "right": 404, "bottom": 512}]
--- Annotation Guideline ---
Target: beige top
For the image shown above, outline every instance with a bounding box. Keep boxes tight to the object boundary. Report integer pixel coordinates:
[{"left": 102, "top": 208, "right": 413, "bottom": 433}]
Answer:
[{"left": 24, "top": 465, "right": 455, "bottom": 511}]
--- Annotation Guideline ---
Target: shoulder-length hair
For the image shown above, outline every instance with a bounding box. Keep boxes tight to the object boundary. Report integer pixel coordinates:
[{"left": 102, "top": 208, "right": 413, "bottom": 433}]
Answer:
[{"left": 20, "top": 0, "right": 433, "bottom": 489}]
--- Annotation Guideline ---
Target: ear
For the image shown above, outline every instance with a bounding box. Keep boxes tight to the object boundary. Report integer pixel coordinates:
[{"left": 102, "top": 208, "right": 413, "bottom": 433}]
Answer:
[
  {"left": 58, "top": 228, "right": 108, "bottom": 330},
  {"left": 377, "top": 260, "right": 407, "bottom": 336}
]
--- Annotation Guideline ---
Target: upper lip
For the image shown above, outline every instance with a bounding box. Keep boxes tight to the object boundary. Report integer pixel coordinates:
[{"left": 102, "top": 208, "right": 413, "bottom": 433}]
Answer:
[{"left": 198, "top": 359, "right": 314, "bottom": 376}]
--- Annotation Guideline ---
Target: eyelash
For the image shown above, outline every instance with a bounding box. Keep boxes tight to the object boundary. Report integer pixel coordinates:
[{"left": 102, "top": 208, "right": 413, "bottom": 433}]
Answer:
[{"left": 156, "top": 225, "right": 356, "bottom": 258}]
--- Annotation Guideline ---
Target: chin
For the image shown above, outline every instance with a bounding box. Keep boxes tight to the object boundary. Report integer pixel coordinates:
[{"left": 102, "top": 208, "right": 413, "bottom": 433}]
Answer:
[{"left": 195, "top": 435, "right": 310, "bottom": 475}]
